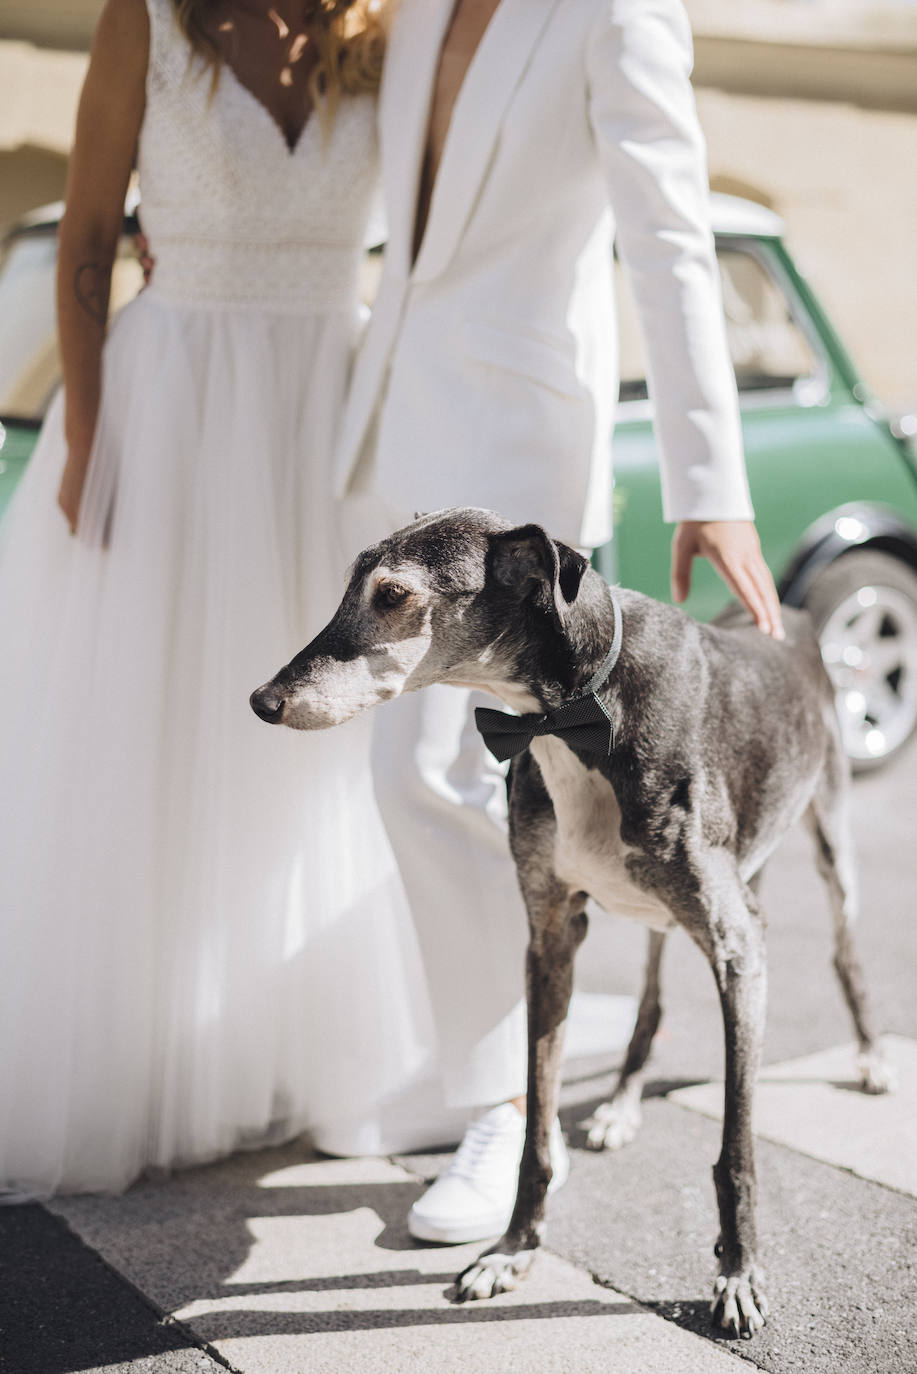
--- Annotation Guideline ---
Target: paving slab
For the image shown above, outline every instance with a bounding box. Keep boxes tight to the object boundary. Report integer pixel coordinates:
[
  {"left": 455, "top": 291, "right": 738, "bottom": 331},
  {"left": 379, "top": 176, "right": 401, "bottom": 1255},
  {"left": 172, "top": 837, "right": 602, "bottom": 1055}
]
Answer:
[
  {"left": 50, "top": 1144, "right": 749, "bottom": 1374},
  {"left": 670, "top": 1035, "right": 917, "bottom": 1196},
  {"left": 547, "top": 1096, "right": 917, "bottom": 1374}
]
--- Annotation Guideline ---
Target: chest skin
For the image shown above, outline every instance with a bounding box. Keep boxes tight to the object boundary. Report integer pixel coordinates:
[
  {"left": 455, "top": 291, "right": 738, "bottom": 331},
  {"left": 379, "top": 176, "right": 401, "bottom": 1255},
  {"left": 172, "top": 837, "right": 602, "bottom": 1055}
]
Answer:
[
  {"left": 203, "top": 6, "right": 320, "bottom": 152},
  {"left": 529, "top": 735, "right": 677, "bottom": 933},
  {"left": 412, "top": 0, "right": 503, "bottom": 258}
]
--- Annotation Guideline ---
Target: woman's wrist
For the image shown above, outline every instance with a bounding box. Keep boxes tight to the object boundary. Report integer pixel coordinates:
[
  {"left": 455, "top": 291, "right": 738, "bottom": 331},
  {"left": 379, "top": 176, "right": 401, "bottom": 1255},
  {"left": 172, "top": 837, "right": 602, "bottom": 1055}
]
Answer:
[{"left": 64, "top": 417, "right": 96, "bottom": 467}]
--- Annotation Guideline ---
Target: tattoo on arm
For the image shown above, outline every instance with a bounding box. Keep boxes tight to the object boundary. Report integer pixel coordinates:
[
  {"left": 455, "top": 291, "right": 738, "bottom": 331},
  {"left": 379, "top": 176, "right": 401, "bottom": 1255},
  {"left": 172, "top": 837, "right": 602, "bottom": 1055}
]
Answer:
[{"left": 74, "top": 261, "right": 110, "bottom": 326}]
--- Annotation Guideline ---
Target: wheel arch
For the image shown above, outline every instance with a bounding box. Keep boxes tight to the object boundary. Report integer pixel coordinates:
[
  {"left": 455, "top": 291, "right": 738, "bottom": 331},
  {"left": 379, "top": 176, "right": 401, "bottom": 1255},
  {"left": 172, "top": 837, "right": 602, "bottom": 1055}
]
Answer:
[{"left": 778, "top": 503, "right": 917, "bottom": 608}]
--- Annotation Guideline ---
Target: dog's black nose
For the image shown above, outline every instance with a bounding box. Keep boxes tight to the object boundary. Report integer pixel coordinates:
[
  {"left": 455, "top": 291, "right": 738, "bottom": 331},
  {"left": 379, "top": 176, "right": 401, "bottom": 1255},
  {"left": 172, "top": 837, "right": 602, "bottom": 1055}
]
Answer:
[{"left": 250, "top": 685, "right": 286, "bottom": 724}]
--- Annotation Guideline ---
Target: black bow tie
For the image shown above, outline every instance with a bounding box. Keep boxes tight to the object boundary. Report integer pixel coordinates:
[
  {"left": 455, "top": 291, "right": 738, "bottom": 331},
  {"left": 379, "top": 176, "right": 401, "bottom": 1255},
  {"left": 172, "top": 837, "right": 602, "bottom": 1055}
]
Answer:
[{"left": 474, "top": 589, "right": 623, "bottom": 764}]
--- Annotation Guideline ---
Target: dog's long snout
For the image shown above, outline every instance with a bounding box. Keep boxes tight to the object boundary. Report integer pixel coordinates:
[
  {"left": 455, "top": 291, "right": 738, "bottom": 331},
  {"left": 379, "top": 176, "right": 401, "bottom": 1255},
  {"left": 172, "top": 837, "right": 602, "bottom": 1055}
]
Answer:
[{"left": 250, "top": 683, "right": 286, "bottom": 724}]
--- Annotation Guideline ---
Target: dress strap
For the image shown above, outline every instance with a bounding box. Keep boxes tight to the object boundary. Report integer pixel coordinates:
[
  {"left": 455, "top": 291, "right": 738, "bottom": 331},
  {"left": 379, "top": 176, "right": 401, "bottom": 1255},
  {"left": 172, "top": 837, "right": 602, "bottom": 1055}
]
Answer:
[{"left": 143, "top": 0, "right": 190, "bottom": 83}]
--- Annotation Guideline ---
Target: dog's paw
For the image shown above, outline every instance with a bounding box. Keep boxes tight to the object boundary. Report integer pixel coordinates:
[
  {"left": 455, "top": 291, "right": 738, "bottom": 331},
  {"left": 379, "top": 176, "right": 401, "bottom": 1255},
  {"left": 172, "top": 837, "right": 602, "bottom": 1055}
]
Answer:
[
  {"left": 453, "top": 1245, "right": 537, "bottom": 1302},
  {"left": 858, "top": 1047, "right": 897, "bottom": 1095},
  {"left": 710, "top": 1270, "right": 768, "bottom": 1339},
  {"left": 582, "top": 1096, "right": 642, "bottom": 1151}
]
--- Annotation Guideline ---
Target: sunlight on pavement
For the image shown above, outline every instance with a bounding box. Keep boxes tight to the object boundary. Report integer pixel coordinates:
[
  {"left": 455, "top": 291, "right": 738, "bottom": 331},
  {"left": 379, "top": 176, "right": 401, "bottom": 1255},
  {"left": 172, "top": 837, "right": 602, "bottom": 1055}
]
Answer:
[{"left": 671, "top": 1035, "right": 917, "bottom": 1196}]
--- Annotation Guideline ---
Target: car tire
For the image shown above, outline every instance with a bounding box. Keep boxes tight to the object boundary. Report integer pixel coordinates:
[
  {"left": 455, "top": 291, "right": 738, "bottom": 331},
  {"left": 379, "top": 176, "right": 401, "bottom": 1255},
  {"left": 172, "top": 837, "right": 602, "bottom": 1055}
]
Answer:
[{"left": 803, "top": 549, "right": 917, "bottom": 772}]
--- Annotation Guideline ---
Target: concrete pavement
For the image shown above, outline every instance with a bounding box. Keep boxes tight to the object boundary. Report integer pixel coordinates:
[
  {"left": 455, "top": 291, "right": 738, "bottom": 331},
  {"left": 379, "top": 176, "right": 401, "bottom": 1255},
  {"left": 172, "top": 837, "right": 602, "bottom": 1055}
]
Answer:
[
  {"left": 2, "top": 742, "right": 915, "bottom": 1374},
  {"left": 6, "top": 1041, "right": 912, "bottom": 1374},
  {"left": 46, "top": 1147, "right": 754, "bottom": 1374}
]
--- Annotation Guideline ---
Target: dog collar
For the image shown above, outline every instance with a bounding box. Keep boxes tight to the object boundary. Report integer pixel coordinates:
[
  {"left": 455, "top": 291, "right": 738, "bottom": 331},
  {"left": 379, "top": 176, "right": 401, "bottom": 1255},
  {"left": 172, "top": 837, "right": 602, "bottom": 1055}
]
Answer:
[{"left": 474, "top": 587, "right": 623, "bottom": 764}]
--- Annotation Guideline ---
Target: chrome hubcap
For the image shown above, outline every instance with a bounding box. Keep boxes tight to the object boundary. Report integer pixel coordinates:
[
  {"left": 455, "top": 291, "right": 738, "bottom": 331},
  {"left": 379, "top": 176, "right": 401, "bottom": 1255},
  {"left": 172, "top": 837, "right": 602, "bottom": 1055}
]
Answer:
[{"left": 819, "top": 583, "right": 917, "bottom": 763}]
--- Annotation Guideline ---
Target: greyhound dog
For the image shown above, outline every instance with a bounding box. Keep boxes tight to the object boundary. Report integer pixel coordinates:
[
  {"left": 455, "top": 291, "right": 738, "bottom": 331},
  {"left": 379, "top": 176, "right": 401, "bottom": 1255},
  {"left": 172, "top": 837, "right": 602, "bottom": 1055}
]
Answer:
[{"left": 250, "top": 507, "right": 892, "bottom": 1338}]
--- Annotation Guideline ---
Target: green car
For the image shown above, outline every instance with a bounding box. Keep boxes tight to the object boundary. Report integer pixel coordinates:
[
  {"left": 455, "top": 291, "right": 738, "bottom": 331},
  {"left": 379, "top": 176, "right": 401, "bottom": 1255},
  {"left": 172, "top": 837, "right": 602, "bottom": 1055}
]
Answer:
[{"left": 2, "top": 194, "right": 917, "bottom": 769}]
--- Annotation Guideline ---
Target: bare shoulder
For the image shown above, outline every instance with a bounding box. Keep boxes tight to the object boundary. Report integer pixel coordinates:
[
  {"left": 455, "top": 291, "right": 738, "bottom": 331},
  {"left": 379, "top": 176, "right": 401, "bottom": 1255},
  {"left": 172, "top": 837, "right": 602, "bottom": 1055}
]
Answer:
[
  {"left": 66, "top": 0, "right": 149, "bottom": 206},
  {"left": 90, "top": 0, "right": 150, "bottom": 73},
  {"left": 80, "top": 0, "right": 149, "bottom": 121}
]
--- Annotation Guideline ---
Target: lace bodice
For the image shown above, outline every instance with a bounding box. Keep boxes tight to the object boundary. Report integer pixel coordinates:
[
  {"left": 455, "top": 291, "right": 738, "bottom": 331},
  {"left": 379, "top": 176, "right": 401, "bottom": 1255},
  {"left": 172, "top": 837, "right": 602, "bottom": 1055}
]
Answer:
[{"left": 139, "top": 0, "right": 378, "bottom": 311}]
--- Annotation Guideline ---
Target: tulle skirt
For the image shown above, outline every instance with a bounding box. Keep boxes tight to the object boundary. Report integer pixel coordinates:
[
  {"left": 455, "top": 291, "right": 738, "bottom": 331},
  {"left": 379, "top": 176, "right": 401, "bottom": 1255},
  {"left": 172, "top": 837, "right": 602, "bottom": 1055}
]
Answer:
[{"left": 0, "top": 291, "right": 435, "bottom": 1198}]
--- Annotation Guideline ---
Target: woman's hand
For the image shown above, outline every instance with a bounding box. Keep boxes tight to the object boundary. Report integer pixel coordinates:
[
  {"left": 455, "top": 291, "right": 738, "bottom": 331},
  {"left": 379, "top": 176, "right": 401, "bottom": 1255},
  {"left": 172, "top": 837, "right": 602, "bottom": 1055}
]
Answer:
[
  {"left": 671, "top": 520, "right": 785, "bottom": 640},
  {"left": 54, "top": 0, "right": 148, "bottom": 539},
  {"left": 134, "top": 231, "right": 155, "bottom": 287},
  {"left": 58, "top": 443, "right": 93, "bottom": 533}
]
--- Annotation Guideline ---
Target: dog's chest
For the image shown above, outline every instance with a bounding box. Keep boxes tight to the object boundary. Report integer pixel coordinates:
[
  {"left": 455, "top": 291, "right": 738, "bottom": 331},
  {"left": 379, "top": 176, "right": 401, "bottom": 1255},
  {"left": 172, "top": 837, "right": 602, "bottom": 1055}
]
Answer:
[{"left": 529, "top": 737, "right": 674, "bottom": 932}]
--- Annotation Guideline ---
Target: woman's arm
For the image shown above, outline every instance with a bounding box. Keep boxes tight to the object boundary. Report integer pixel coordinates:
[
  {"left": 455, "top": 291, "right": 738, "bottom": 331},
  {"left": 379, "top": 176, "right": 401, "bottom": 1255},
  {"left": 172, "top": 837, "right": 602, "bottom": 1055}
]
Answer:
[
  {"left": 587, "top": 0, "right": 782, "bottom": 637},
  {"left": 57, "top": 0, "right": 148, "bottom": 532}
]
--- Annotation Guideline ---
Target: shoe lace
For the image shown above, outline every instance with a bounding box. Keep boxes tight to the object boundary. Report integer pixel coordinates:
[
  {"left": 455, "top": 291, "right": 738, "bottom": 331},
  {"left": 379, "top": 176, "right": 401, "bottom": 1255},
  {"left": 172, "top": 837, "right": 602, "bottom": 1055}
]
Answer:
[{"left": 448, "top": 1114, "right": 519, "bottom": 1185}]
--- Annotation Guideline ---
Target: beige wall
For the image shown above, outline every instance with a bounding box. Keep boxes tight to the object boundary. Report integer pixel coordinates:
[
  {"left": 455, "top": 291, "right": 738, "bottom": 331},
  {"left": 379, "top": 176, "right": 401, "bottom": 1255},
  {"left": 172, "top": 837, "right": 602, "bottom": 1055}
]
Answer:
[
  {"left": 0, "top": 0, "right": 102, "bottom": 50},
  {"left": 0, "top": 146, "right": 69, "bottom": 226},
  {"left": 0, "top": 36, "right": 86, "bottom": 226},
  {"left": 690, "top": 0, "right": 917, "bottom": 112},
  {"left": 1, "top": 0, "right": 915, "bottom": 408},
  {"left": 698, "top": 91, "right": 917, "bottom": 411},
  {"left": 688, "top": 0, "right": 917, "bottom": 409}
]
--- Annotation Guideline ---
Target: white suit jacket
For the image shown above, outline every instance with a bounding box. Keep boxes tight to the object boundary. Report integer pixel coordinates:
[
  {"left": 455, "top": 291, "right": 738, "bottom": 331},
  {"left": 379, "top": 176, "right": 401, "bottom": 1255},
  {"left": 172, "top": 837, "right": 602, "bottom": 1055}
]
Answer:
[{"left": 335, "top": 0, "right": 754, "bottom": 550}]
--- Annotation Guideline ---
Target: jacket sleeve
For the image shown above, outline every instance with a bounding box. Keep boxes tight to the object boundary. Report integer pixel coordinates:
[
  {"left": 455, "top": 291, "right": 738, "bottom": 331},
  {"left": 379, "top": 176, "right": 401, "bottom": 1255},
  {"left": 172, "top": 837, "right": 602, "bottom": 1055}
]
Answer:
[{"left": 587, "top": 0, "right": 754, "bottom": 522}]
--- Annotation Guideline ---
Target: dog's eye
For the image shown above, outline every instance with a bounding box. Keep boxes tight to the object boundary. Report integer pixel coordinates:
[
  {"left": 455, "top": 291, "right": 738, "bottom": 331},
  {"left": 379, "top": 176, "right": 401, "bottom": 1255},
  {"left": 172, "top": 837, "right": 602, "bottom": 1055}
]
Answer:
[{"left": 374, "top": 582, "right": 410, "bottom": 610}]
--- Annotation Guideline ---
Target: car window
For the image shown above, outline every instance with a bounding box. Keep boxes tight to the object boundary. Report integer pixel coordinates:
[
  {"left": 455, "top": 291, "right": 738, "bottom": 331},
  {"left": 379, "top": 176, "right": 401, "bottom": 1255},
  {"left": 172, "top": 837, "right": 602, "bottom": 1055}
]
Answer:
[
  {"left": 0, "top": 232, "right": 144, "bottom": 421},
  {"left": 616, "top": 243, "right": 818, "bottom": 404}
]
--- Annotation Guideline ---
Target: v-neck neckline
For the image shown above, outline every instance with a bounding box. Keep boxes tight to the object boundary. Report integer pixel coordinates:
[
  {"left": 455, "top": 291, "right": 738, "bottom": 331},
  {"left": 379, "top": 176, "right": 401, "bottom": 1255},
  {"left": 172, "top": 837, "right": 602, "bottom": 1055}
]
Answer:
[
  {"left": 220, "top": 59, "right": 317, "bottom": 156},
  {"left": 411, "top": 0, "right": 503, "bottom": 263}
]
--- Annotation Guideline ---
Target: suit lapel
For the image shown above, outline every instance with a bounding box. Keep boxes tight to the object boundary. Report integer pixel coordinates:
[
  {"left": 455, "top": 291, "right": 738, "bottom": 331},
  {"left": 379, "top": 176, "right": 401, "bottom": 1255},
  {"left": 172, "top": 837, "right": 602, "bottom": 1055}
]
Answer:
[
  {"left": 412, "top": 0, "right": 561, "bottom": 283},
  {"left": 379, "top": 0, "right": 456, "bottom": 280}
]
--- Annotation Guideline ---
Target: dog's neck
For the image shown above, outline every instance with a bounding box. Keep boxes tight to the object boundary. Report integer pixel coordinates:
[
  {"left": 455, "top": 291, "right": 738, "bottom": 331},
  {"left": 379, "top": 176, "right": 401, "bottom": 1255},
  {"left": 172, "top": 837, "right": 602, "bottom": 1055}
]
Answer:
[{"left": 488, "top": 570, "right": 625, "bottom": 717}]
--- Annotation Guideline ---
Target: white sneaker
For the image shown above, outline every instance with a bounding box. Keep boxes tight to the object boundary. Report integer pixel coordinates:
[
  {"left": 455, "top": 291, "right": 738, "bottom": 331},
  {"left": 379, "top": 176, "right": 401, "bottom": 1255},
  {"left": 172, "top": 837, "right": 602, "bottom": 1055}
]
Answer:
[{"left": 407, "top": 1103, "right": 569, "bottom": 1245}]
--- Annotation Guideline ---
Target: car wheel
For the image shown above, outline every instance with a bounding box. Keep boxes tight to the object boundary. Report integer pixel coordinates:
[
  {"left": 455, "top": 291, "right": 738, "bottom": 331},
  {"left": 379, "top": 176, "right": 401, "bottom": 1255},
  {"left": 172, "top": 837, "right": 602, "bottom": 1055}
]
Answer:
[{"left": 804, "top": 549, "right": 917, "bottom": 772}]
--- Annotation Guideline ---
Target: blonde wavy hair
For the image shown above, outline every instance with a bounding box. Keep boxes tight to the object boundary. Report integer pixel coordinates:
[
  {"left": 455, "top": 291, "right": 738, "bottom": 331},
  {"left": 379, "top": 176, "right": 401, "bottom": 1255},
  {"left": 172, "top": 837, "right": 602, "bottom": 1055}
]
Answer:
[{"left": 171, "top": 0, "right": 390, "bottom": 126}]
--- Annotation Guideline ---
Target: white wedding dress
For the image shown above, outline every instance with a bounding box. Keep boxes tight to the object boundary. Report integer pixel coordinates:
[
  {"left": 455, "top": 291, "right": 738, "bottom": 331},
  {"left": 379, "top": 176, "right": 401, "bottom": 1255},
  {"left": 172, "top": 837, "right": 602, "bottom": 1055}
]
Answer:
[{"left": 0, "top": 0, "right": 436, "bottom": 1198}]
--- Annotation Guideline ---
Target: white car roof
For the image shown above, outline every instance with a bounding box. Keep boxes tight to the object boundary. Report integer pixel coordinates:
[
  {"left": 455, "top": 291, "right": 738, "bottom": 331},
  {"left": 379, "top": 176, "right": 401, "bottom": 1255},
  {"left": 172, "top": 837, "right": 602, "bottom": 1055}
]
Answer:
[{"left": 709, "top": 193, "right": 784, "bottom": 238}]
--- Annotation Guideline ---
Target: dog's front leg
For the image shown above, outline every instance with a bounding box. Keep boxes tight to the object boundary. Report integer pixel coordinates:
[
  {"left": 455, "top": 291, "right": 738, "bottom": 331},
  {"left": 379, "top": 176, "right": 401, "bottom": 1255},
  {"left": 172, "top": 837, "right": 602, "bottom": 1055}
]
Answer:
[{"left": 454, "top": 880, "right": 585, "bottom": 1302}]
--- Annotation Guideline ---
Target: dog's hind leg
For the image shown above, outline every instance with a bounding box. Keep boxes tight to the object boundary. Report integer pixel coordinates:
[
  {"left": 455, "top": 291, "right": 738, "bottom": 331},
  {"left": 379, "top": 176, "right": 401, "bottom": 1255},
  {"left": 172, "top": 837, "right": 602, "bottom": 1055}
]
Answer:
[
  {"left": 582, "top": 928, "right": 666, "bottom": 1151},
  {"left": 805, "top": 738, "right": 894, "bottom": 1094},
  {"left": 581, "top": 856, "right": 767, "bottom": 1161}
]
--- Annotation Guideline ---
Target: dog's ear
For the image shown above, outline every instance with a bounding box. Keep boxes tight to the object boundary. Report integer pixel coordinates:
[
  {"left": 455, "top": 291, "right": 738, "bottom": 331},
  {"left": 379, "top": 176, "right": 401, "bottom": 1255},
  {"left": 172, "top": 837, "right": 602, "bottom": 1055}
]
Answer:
[{"left": 490, "top": 525, "right": 588, "bottom": 633}]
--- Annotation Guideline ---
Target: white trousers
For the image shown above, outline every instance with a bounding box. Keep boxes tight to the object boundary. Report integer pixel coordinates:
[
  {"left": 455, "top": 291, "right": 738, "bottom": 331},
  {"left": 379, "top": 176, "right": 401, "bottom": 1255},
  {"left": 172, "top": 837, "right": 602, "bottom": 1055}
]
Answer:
[
  {"left": 371, "top": 684, "right": 529, "bottom": 1112},
  {"left": 323, "top": 483, "right": 528, "bottom": 1154}
]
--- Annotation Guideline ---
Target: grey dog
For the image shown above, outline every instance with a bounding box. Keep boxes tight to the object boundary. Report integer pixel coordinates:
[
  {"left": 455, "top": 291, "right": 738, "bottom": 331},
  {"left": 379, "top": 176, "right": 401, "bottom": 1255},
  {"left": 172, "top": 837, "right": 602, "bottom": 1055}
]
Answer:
[{"left": 250, "top": 507, "right": 892, "bottom": 1338}]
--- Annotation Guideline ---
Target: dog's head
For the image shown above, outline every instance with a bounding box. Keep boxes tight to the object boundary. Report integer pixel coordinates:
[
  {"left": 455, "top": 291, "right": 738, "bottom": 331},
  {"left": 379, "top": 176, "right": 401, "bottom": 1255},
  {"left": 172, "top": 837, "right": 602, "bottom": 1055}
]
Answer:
[{"left": 250, "top": 507, "right": 593, "bottom": 730}]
